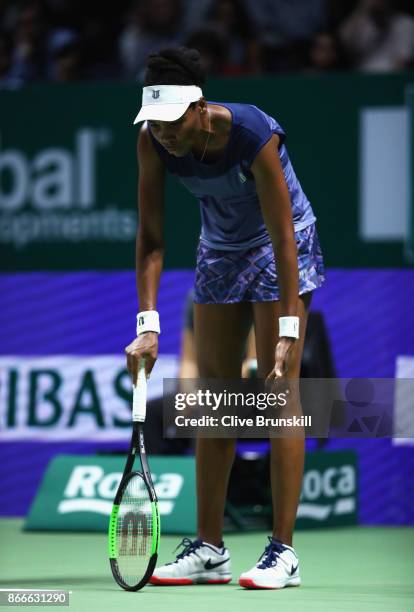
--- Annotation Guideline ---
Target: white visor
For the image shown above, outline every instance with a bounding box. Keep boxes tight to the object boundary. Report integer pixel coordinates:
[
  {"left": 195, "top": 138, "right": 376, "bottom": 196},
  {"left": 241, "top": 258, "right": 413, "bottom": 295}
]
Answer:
[{"left": 133, "top": 85, "right": 203, "bottom": 124}]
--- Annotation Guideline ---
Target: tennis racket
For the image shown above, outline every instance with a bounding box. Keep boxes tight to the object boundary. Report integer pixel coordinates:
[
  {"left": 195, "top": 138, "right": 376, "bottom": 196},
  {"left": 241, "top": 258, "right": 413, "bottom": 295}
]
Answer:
[{"left": 108, "top": 360, "right": 160, "bottom": 591}]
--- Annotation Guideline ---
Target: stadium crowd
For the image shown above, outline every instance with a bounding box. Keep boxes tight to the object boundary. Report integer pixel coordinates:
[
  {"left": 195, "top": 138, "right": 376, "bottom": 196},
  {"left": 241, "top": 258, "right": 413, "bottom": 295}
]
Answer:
[{"left": 1, "top": 0, "right": 414, "bottom": 86}]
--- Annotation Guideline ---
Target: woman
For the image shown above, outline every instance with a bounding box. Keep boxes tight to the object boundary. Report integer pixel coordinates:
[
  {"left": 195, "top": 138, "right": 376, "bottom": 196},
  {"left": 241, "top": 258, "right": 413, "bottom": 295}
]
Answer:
[{"left": 125, "top": 46, "right": 325, "bottom": 590}]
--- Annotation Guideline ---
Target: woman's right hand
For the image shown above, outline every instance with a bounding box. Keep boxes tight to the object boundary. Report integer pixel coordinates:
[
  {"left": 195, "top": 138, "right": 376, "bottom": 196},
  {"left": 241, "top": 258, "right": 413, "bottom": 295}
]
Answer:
[{"left": 125, "top": 332, "right": 159, "bottom": 384}]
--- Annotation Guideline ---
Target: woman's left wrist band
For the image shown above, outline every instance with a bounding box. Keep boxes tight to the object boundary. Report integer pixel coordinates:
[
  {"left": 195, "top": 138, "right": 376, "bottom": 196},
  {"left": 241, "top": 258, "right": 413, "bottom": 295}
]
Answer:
[
  {"left": 279, "top": 316, "right": 299, "bottom": 339},
  {"left": 136, "top": 310, "right": 161, "bottom": 335}
]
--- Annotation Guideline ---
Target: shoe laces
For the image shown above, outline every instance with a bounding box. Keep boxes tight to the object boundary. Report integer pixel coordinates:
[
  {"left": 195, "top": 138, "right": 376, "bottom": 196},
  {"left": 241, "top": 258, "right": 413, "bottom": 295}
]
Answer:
[
  {"left": 172, "top": 537, "right": 203, "bottom": 563},
  {"left": 257, "top": 537, "right": 286, "bottom": 569}
]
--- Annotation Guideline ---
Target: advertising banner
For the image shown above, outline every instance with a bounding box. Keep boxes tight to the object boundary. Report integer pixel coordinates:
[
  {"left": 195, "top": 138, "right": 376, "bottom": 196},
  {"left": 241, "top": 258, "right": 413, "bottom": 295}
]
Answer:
[
  {"left": 297, "top": 450, "right": 357, "bottom": 528},
  {"left": 25, "top": 451, "right": 357, "bottom": 532},
  {"left": 25, "top": 455, "right": 196, "bottom": 533},
  {"left": 2, "top": 77, "right": 414, "bottom": 270},
  {"left": 1, "top": 84, "right": 138, "bottom": 270},
  {"left": 0, "top": 355, "right": 177, "bottom": 441}
]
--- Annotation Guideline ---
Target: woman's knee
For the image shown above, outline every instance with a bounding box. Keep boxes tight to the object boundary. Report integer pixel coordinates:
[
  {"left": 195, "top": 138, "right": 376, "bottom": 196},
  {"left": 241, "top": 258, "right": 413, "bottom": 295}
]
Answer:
[{"left": 197, "top": 437, "right": 236, "bottom": 454}]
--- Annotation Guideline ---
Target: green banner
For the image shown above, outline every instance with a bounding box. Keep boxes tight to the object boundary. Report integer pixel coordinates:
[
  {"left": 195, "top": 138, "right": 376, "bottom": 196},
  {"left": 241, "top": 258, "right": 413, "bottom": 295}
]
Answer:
[
  {"left": 1, "top": 84, "right": 139, "bottom": 271},
  {"left": 1, "top": 75, "right": 414, "bottom": 270},
  {"left": 25, "top": 454, "right": 196, "bottom": 533},
  {"left": 406, "top": 85, "right": 414, "bottom": 263},
  {"left": 296, "top": 450, "right": 358, "bottom": 529},
  {"left": 25, "top": 450, "right": 357, "bottom": 533}
]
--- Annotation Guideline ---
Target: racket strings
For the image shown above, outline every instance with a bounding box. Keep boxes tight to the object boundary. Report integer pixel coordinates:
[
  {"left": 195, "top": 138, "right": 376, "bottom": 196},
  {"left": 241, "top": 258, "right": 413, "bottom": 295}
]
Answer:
[{"left": 115, "top": 474, "right": 154, "bottom": 587}]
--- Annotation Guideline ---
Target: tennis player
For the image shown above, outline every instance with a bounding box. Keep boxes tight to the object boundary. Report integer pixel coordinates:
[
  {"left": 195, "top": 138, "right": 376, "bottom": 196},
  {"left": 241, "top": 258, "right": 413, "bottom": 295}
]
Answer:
[{"left": 125, "top": 47, "right": 325, "bottom": 589}]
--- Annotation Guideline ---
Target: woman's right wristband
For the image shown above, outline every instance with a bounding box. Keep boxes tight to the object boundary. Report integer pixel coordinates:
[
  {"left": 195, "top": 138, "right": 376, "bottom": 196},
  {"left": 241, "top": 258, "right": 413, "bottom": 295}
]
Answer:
[{"left": 136, "top": 310, "right": 161, "bottom": 335}]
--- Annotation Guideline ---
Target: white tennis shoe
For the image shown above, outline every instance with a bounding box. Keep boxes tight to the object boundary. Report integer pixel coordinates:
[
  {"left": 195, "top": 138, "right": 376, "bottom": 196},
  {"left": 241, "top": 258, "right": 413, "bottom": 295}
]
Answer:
[
  {"left": 150, "top": 538, "right": 232, "bottom": 585},
  {"left": 239, "top": 537, "right": 301, "bottom": 589}
]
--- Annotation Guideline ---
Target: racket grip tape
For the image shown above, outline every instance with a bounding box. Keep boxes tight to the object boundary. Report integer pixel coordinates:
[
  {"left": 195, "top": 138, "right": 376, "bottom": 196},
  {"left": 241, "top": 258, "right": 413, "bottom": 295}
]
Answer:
[{"left": 132, "top": 360, "right": 147, "bottom": 422}]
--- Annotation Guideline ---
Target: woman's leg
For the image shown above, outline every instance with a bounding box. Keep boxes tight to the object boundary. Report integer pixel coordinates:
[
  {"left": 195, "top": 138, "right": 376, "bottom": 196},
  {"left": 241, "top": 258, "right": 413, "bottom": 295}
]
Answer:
[
  {"left": 193, "top": 301, "right": 252, "bottom": 546},
  {"left": 253, "top": 291, "right": 312, "bottom": 546}
]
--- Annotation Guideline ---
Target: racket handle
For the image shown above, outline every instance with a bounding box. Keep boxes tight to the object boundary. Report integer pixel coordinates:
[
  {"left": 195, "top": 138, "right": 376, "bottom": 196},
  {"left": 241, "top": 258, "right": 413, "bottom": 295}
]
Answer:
[{"left": 132, "top": 360, "right": 147, "bottom": 423}]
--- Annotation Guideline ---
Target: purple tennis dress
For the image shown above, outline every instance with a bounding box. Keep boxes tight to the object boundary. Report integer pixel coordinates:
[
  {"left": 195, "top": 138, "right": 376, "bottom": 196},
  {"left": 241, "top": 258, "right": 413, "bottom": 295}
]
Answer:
[{"left": 148, "top": 101, "right": 325, "bottom": 303}]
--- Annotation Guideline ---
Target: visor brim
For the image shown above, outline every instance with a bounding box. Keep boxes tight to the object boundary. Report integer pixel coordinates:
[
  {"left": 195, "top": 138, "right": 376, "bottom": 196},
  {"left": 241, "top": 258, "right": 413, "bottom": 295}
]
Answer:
[{"left": 133, "top": 102, "right": 191, "bottom": 124}]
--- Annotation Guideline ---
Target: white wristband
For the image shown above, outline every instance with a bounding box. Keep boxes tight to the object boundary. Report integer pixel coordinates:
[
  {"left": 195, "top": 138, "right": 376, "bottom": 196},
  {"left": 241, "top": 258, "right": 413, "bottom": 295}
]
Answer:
[
  {"left": 136, "top": 310, "right": 161, "bottom": 335},
  {"left": 279, "top": 316, "right": 299, "bottom": 339}
]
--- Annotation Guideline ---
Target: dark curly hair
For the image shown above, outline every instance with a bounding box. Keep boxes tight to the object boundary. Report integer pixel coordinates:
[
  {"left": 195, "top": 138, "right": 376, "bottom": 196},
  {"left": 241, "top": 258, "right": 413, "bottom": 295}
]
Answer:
[{"left": 144, "top": 46, "right": 206, "bottom": 87}]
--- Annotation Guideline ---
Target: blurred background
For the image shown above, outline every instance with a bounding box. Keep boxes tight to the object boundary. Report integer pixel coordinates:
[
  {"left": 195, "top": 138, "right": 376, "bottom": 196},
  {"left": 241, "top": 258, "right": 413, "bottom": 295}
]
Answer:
[
  {"left": 1, "top": 0, "right": 414, "bottom": 540},
  {"left": 2, "top": 0, "right": 414, "bottom": 84}
]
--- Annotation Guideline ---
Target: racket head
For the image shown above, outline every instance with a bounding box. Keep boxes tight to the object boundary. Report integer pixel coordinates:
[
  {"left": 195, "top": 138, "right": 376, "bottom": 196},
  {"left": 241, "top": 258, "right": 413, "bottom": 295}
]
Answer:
[{"left": 109, "top": 470, "right": 160, "bottom": 591}]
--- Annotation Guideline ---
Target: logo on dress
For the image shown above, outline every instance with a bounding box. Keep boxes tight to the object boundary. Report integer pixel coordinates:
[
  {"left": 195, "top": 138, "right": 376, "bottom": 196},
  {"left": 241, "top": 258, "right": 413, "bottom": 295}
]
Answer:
[
  {"left": 238, "top": 171, "right": 247, "bottom": 183},
  {"left": 152, "top": 90, "right": 160, "bottom": 99}
]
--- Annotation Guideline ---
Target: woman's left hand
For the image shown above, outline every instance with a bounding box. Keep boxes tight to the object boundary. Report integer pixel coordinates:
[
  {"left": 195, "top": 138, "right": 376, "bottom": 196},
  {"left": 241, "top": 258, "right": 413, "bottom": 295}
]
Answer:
[{"left": 267, "top": 337, "right": 296, "bottom": 380}]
